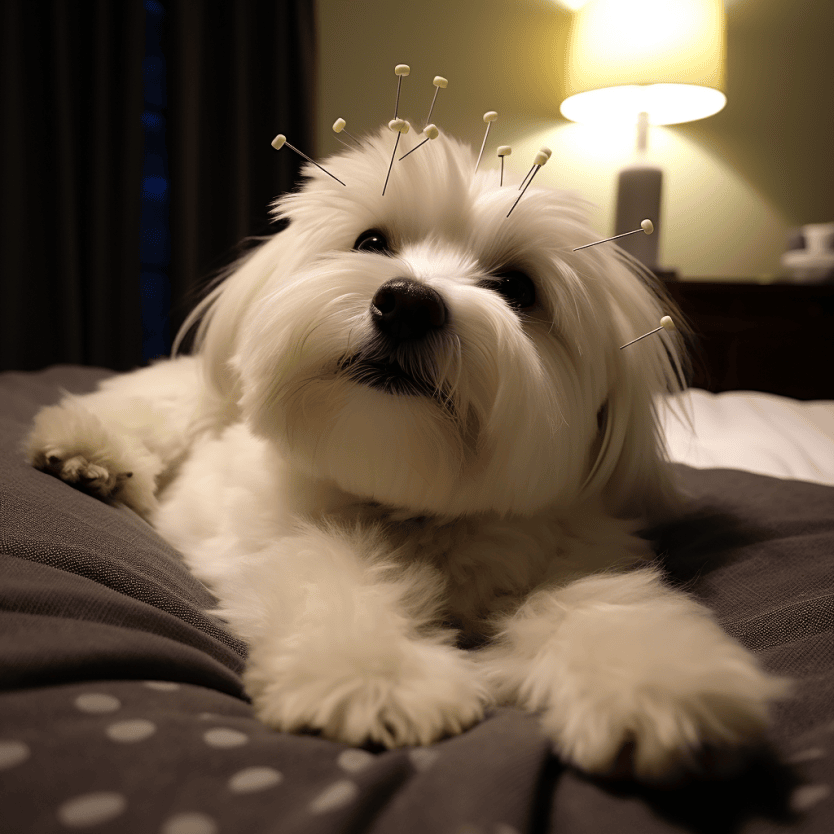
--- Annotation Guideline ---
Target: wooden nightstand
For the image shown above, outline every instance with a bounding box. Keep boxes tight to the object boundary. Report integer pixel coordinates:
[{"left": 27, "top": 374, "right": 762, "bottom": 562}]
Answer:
[{"left": 664, "top": 281, "right": 834, "bottom": 400}]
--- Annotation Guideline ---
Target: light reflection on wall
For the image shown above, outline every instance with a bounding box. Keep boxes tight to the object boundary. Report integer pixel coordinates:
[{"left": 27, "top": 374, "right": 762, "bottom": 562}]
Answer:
[
  {"left": 490, "top": 119, "right": 786, "bottom": 279},
  {"left": 316, "top": 0, "right": 832, "bottom": 281}
]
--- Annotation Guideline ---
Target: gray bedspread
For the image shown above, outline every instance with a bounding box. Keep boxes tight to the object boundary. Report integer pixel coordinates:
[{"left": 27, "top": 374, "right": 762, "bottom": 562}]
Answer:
[{"left": 1, "top": 366, "right": 832, "bottom": 834}]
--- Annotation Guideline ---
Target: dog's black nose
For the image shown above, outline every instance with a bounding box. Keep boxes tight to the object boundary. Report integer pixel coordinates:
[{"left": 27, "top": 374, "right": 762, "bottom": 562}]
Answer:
[{"left": 371, "top": 278, "right": 447, "bottom": 341}]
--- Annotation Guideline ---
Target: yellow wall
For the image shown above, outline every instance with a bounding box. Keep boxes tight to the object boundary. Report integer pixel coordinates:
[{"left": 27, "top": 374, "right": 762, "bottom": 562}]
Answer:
[{"left": 315, "top": 0, "right": 834, "bottom": 280}]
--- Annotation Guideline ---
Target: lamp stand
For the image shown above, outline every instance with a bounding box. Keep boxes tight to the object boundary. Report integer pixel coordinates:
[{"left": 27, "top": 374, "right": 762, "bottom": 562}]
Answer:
[{"left": 614, "top": 112, "right": 662, "bottom": 272}]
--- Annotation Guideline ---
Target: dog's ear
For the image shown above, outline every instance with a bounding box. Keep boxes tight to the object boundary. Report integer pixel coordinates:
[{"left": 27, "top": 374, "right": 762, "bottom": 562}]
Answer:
[
  {"left": 583, "top": 257, "right": 687, "bottom": 524},
  {"left": 173, "top": 222, "right": 298, "bottom": 405}
]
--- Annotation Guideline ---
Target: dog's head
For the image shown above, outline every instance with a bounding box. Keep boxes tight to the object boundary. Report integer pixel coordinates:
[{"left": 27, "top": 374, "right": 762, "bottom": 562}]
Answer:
[{"left": 184, "top": 127, "right": 685, "bottom": 521}]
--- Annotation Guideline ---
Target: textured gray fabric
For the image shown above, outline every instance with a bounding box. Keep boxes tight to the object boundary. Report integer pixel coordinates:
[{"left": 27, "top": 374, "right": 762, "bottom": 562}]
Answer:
[
  {"left": 1, "top": 366, "right": 832, "bottom": 834},
  {"left": 0, "top": 366, "right": 247, "bottom": 682}
]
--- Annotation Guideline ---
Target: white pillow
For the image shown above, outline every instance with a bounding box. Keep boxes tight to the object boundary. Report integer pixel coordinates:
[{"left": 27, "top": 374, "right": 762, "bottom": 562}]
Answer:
[{"left": 661, "top": 389, "right": 834, "bottom": 487}]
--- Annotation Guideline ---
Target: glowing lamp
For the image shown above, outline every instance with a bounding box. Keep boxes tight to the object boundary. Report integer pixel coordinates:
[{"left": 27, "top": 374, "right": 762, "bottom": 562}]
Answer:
[{"left": 560, "top": 0, "right": 727, "bottom": 270}]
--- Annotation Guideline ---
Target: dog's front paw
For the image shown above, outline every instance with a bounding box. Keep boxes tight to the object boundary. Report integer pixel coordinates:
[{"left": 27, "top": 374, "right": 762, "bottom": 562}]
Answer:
[
  {"left": 536, "top": 611, "right": 792, "bottom": 782},
  {"left": 26, "top": 402, "right": 158, "bottom": 516},
  {"left": 39, "top": 451, "right": 132, "bottom": 499},
  {"left": 542, "top": 669, "right": 789, "bottom": 784},
  {"left": 245, "top": 636, "right": 488, "bottom": 748}
]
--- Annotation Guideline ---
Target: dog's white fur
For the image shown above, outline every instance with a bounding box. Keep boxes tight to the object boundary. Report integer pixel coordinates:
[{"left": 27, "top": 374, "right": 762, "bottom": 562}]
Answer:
[{"left": 27, "top": 128, "right": 789, "bottom": 781}]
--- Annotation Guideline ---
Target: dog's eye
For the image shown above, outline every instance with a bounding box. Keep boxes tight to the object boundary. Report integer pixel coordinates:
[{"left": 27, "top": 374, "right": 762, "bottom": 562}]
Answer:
[
  {"left": 354, "top": 229, "right": 391, "bottom": 254},
  {"left": 487, "top": 271, "right": 536, "bottom": 311}
]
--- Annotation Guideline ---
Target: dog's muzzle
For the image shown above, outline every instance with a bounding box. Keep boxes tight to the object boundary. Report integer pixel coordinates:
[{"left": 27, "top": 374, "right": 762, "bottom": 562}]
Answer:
[
  {"left": 338, "top": 278, "right": 450, "bottom": 398},
  {"left": 370, "top": 278, "right": 447, "bottom": 342}
]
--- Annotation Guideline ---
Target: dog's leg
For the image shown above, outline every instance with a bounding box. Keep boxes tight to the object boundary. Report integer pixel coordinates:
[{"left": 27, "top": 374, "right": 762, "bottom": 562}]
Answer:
[
  {"left": 479, "top": 566, "right": 791, "bottom": 781},
  {"left": 209, "top": 521, "right": 490, "bottom": 748},
  {"left": 26, "top": 356, "right": 204, "bottom": 518}
]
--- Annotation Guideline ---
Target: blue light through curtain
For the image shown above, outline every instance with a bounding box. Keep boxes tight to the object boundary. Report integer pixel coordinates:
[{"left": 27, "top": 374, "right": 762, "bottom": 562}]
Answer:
[
  {"left": 2, "top": 0, "right": 314, "bottom": 371},
  {"left": 140, "top": 0, "right": 171, "bottom": 362}
]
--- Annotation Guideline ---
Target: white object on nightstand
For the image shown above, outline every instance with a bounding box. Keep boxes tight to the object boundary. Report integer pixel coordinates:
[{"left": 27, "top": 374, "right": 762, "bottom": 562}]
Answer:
[{"left": 782, "top": 222, "right": 834, "bottom": 283}]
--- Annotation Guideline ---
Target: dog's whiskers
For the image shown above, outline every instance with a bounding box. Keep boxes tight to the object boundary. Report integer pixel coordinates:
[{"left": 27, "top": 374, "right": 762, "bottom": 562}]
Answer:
[
  {"left": 337, "top": 339, "right": 460, "bottom": 415},
  {"left": 451, "top": 335, "right": 463, "bottom": 397},
  {"left": 432, "top": 335, "right": 463, "bottom": 410}
]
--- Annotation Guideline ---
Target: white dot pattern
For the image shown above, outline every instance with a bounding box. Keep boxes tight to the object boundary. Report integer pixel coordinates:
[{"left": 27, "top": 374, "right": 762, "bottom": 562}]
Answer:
[
  {"left": 308, "top": 779, "right": 359, "bottom": 814},
  {"left": 8, "top": 682, "right": 827, "bottom": 832},
  {"left": 0, "top": 740, "right": 31, "bottom": 770},
  {"left": 160, "top": 811, "right": 219, "bottom": 834},
  {"left": 408, "top": 747, "right": 440, "bottom": 771},
  {"left": 106, "top": 720, "right": 157, "bottom": 743},
  {"left": 74, "top": 693, "right": 121, "bottom": 714},
  {"left": 788, "top": 748, "right": 827, "bottom": 764},
  {"left": 791, "top": 784, "right": 831, "bottom": 813},
  {"left": 337, "top": 748, "right": 375, "bottom": 773},
  {"left": 57, "top": 792, "right": 127, "bottom": 828},
  {"left": 228, "top": 766, "right": 283, "bottom": 793},
  {"left": 203, "top": 728, "right": 248, "bottom": 748}
]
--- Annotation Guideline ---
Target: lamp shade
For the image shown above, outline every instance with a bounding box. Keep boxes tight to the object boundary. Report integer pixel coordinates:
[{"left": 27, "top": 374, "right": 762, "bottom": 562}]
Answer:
[{"left": 561, "top": 0, "right": 726, "bottom": 126}]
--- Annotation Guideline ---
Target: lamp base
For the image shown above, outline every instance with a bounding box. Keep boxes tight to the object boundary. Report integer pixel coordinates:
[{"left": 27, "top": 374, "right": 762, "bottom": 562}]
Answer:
[{"left": 615, "top": 164, "right": 662, "bottom": 271}]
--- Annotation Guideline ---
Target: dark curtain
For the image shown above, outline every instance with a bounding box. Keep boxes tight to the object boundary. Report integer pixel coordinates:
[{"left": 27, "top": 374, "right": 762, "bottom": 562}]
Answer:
[
  {"left": 0, "top": 0, "right": 315, "bottom": 372},
  {"left": 1, "top": 1, "right": 145, "bottom": 372},
  {"left": 166, "top": 0, "right": 316, "bottom": 350}
]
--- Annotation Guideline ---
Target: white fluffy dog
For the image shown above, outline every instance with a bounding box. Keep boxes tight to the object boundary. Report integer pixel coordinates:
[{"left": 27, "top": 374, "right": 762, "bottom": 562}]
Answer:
[{"left": 27, "top": 127, "right": 789, "bottom": 781}]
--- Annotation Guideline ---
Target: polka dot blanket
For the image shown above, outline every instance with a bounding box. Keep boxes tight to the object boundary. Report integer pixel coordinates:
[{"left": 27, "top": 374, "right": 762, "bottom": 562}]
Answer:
[{"left": 2, "top": 366, "right": 833, "bottom": 834}]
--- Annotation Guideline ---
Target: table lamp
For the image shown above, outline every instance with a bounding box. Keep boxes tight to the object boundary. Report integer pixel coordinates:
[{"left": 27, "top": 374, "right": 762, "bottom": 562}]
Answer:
[{"left": 560, "top": 0, "right": 726, "bottom": 272}]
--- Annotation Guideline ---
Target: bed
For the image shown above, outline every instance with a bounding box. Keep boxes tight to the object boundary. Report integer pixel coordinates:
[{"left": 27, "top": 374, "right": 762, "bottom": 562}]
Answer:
[{"left": 2, "top": 365, "right": 833, "bottom": 834}]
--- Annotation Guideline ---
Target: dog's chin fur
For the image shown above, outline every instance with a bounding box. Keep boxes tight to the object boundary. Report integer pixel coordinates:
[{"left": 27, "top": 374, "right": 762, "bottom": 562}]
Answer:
[{"left": 26, "top": 126, "right": 791, "bottom": 780}]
